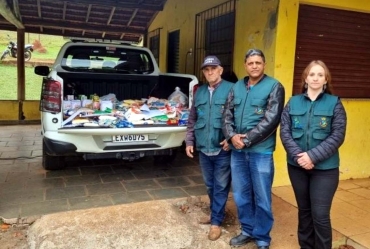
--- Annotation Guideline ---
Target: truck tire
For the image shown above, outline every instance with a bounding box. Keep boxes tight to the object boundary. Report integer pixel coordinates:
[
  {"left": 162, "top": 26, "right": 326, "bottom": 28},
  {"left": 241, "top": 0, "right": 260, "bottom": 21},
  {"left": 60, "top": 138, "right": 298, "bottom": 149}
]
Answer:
[
  {"left": 42, "top": 141, "right": 66, "bottom": 170},
  {"left": 153, "top": 149, "right": 178, "bottom": 164}
]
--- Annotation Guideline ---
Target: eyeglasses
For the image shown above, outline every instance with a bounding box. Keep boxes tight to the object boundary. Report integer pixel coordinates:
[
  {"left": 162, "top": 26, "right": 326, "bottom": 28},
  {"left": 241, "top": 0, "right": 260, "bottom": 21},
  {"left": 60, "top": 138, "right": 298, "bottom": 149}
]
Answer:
[{"left": 245, "top": 49, "right": 265, "bottom": 62}]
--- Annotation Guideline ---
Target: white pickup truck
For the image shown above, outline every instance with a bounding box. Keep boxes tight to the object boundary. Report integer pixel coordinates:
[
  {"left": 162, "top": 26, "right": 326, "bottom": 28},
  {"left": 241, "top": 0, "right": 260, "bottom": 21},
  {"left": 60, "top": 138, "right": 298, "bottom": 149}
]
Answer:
[{"left": 34, "top": 40, "right": 198, "bottom": 170}]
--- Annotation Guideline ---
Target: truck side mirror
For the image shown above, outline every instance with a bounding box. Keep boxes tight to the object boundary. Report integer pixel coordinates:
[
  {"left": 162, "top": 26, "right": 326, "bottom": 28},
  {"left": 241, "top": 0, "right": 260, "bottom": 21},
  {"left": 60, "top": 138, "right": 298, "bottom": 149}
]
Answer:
[{"left": 34, "top": 65, "right": 50, "bottom": 76}]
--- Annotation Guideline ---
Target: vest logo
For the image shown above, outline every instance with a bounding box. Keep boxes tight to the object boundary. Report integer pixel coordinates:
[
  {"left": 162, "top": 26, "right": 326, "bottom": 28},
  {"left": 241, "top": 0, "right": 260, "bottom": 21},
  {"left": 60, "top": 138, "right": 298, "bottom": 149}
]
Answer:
[
  {"left": 320, "top": 117, "right": 328, "bottom": 128},
  {"left": 255, "top": 107, "right": 264, "bottom": 114},
  {"left": 204, "top": 58, "right": 215, "bottom": 64},
  {"left": 293, "top": 117, "right": 302, "bottom": 129},
  {"left": 197, "top": 108, "right": 204, "bottom": 117}
]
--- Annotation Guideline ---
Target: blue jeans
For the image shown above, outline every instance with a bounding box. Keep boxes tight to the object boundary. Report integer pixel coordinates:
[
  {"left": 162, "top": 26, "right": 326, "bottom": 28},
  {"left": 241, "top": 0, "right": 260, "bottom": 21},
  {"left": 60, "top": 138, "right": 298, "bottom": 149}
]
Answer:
[
  {"left": 199, "top": 150, "right": 231, "bottom": 226},
  {"left": 231, "top": 151, "right": 274, "bottom": 247},
  {"left": 288, "top": 164, "right": 339, "bottom": 249}
]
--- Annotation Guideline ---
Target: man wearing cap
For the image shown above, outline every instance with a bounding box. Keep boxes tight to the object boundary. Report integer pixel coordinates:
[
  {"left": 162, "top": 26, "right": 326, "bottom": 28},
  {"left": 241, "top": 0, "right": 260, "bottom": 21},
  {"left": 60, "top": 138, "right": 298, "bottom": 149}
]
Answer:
[
  {"left": 222, "top": 49, "right": 285, "bottom": 249},
  {"left": 185, "top": 55, "right": 234, "bottom": 241}
]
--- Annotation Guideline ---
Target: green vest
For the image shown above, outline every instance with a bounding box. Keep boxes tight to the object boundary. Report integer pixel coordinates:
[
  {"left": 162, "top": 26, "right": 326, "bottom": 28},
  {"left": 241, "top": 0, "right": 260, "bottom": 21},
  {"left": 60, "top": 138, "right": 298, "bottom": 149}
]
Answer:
[
  {"left": 232, "top": 76, "right": 278, "bottom": 152},
  {"left": 194, "top": 80, "right": 233, "bottom": 153},
  {"left": 288, "top": 93, "right": 339, "bottom": 170}
]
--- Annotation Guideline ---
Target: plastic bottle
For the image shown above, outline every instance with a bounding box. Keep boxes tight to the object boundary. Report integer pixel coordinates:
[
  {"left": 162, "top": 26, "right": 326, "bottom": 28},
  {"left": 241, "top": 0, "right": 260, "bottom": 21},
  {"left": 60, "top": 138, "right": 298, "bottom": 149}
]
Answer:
[{"left": 92, "top": 94, "right": 100, "bottom": 110}]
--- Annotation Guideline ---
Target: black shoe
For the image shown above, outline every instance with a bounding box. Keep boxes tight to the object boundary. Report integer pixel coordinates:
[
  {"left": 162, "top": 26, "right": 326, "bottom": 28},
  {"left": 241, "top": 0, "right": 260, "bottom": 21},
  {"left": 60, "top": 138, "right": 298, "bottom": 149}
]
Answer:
[
  {"left": 229, "top": 233, "right": 253, "bottom": 246},
  {"left": 258, "top": 246, "right": 269, "bottom": 249}
]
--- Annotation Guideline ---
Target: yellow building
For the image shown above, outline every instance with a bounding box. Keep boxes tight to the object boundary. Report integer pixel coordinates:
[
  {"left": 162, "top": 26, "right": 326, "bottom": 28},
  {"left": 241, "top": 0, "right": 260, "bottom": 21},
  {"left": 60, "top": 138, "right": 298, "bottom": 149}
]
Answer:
[{"left": 148, "top": 0, "right": 370, "bottom": 186}]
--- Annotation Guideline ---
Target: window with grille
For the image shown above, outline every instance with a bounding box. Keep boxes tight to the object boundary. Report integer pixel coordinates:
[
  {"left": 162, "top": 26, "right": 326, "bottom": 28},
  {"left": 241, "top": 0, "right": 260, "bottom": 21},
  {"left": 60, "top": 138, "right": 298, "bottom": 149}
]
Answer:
[{"left": 148, "top": 29, "right": 160, "bottom": 66}]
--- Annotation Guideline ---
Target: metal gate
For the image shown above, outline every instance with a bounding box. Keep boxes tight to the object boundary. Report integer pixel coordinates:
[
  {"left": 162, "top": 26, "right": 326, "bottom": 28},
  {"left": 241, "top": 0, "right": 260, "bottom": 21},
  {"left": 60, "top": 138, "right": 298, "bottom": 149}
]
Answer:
[
  {"left": 194, "top": 0, "right": 236, "bottom": 83},
  {"left": 167, "top": 30, "right": 180, "bottom": 73},
  {"left": 148, "top": 28, "right": 161, "bottom": 66}
]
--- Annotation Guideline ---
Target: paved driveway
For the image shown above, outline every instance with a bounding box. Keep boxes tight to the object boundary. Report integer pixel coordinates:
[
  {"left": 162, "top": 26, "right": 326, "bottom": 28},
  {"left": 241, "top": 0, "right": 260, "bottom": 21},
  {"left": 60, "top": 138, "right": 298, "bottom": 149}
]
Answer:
[{"left": 0, "top": 125, "right": 206, "bottom": 219}]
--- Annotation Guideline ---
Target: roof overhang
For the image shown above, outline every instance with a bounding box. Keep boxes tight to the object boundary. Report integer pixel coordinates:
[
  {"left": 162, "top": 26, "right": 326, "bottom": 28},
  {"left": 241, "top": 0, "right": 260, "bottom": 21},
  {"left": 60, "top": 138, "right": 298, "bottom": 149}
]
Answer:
[{"left": 0, "top": 0, "right": 167, "bottom": 43}]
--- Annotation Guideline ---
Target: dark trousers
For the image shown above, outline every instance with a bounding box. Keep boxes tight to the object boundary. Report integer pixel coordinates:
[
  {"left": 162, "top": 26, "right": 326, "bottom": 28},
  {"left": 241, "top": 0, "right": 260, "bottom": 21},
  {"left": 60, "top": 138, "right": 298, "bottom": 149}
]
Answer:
[{"left": 288, "top": 164, "right": 339, "bottom": 249}]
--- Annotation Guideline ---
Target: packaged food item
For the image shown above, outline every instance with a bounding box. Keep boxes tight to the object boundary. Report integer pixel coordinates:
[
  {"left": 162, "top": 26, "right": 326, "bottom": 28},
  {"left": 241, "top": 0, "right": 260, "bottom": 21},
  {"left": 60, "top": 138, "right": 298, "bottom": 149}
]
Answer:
[
  {"left": 167, "top": 118, "right": 178, "bottom": 125},
  {"left": 178, "top": 109, "right": 189, "bottom": 126},
  {"left": 168, "top": 87, "right": 189, "bottom": 107},
  {"left": 115, "top": 119, "right": 134, "bottom": 128},
  {"left": 63, "top": 101, "right": 72, "bottom": 111},
  {"left": 82, "top": 99, "right": 93, "bottom": 108},
  {"left": 100, "top": 101, "right": 113, "bottom": 111},
  {"left": 92, "top": 94, "right": 100, "bottom": 110},
  {"left": 71, "top": 100, "right": 82, "bottom": 109},
  {"left": 151, "top": 114, "right": 168, "bottom": 123}
]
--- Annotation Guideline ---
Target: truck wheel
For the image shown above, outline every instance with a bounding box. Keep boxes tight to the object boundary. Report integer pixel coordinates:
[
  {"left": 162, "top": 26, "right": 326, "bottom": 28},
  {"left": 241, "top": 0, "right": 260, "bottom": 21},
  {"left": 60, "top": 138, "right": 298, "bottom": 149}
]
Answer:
[
  {"left": 153, "top": 149, "right": 178, "bottom": 164},
  {"left": 42, "top": 142, "right": 66, "bottom": 170}
]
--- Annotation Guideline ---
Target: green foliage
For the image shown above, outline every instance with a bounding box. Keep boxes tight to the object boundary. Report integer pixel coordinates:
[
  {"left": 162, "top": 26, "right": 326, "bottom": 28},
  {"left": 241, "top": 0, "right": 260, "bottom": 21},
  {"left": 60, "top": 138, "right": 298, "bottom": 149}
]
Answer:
[{"left": 0, "top": 30, "right": 66, "bottom": 100}]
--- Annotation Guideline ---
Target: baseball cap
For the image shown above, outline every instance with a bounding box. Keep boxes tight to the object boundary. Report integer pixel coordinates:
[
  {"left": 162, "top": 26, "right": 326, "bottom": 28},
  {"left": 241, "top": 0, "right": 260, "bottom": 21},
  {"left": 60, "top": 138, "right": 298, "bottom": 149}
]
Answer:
[{"left": 201, "top": 55, "right": 221, "bottom": 69}]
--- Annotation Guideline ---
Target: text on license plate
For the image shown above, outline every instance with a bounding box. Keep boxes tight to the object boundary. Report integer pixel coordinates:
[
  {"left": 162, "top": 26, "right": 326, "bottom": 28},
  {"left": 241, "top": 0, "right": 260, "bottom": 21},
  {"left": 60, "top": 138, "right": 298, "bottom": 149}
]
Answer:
[{"left": 112, "top": 134, "right": 149, "bottom": 143}]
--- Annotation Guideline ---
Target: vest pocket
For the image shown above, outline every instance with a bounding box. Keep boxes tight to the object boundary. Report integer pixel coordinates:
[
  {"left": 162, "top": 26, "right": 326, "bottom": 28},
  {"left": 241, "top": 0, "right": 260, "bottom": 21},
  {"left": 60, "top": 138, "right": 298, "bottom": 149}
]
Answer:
[
  {"left": 194, "top": 122, "right": 206, "bottom": 130},
  {"left": 289, "top": 109, "right": 306, "bottom": 129},
  {"left": 195, "top": 99, "right": 207, "bottom": 117},
  {"left": 313, "top": 132, "right": 329, "bottom": 140},
  {"left": 214, "top": 99, "right": 227, "bottom": 118},
  {"left": 313, "top": 109, "right": 333, "bottom": 130},
  {"left": 213, "top": 118, "right": 222, "bottom": 128},
  {"left": 292, "top": 130, "right": 304, "bottom": 139},
  {"left": 251, "top": 98, "right": 266, "bottom": 115}
]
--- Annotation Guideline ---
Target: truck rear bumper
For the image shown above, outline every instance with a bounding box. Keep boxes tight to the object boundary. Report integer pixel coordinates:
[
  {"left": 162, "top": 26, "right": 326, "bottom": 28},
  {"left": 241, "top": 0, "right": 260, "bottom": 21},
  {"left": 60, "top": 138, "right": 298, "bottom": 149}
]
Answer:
[
  {"left": 43, "top": 136, "right": 77, "bottom": 155},
  {"left": 83, "top": 148, "right": 176, "bottom": 161},
  {"left": 44, "top": 129, "right": 185, "bottom": 153}
]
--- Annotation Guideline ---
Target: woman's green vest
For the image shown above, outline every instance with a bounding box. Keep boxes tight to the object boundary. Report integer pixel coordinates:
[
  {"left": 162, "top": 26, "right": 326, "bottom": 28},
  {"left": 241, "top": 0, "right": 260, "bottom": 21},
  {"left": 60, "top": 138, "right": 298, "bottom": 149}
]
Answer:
[
  {"left": 288, "top": 93, "right": 339, "bottom": 169},
  {"left": 194, "top": 80, "right": 233, "bottom": 153}
]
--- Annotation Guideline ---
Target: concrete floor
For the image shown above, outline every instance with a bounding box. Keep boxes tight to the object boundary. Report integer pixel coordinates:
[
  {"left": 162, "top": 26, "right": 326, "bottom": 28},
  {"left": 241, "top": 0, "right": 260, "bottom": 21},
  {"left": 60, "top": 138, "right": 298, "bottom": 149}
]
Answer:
[{"left": 0, "top": 124, "right": 369, "bottom": 248}]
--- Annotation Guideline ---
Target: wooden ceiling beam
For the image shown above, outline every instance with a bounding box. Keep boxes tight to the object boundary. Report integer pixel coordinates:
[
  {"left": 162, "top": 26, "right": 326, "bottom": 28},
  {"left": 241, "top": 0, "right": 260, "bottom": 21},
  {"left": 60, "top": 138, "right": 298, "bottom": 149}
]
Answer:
[
  {"left": 24, "top": 17, "right": 145, "bottom": 34},
  {"left": 85, "top": 4, "right": 91, "bottom": 22},
  {"left": 47, "top": 0, "right": 164, "bottom": 11},
  {"left": 127, "top": 8, "right": 138, "bottom": 27},
  {"left": 107, "top": 6, "right": 115, "bottom": 25},
  {"left": 62, "top": 2, "right": 67, "bottom": 19},
  {"left": 36, "top": 0, "right": 41, "bottom": 17}
]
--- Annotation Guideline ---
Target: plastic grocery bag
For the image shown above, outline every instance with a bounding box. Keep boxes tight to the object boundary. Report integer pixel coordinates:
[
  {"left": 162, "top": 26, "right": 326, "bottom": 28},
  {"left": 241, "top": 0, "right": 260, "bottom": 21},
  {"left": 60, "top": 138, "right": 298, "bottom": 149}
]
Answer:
[{"left": 168, "top": 87, "right": 189, "bottom": 107}]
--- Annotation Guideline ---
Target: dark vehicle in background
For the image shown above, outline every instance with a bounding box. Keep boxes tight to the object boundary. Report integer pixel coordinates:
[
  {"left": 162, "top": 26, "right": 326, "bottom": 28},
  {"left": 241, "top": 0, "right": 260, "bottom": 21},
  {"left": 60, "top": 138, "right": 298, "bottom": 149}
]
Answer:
[{"left": 0, "top": 34, "right": 34, "bottom": 61}]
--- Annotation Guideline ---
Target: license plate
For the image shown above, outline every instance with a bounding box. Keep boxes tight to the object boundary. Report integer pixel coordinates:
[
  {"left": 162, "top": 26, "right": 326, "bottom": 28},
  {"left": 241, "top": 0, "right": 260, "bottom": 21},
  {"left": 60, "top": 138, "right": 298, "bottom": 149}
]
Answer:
[{"left": 112, "top": 134, "right": 149, "bottom": 143}]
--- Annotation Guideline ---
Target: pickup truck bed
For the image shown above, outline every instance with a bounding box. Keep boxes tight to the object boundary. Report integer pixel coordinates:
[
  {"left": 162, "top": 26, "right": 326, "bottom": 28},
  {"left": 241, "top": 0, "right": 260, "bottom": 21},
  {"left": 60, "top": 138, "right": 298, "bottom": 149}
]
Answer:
[{"left": 59, "top": 72, "right": 191, "bottom": 102}]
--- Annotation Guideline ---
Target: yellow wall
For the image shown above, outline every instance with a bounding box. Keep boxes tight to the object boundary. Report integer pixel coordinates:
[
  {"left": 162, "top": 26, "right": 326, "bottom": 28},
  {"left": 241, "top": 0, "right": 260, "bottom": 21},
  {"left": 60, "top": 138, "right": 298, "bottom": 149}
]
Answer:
[
  {"left": 23, "top": 100, "right": 40, "bottom": 120},
  {"left": 150, "top": 0, "right": 280, "bottom": 77},
  {"left": 0, "top": 100, "right": 40, "bottom": 120},
  {"left": 149, "top": 0, "right": 229, "bottom": 73},
  {"left": 0, "top": 101, "right": 19, "bottom": 120},
  {"left": 274, "top": 0, "right": 370, "bottom": 185},
  {"left": 233, "top": 0, "right": 279, "bottom": 77},
  {"left": 152, "top": 0, "right": 370, "bottom": 185}
]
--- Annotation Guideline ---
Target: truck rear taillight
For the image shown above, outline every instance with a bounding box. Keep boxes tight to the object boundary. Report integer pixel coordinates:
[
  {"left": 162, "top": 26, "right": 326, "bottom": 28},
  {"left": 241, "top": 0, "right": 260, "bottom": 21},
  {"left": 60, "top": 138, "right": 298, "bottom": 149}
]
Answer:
[
  {"left": 40, "top": 79, "right": 62, "bottom": 113},
  {"left": 192, "top": 83, "right": 199, "bottom": 96}
]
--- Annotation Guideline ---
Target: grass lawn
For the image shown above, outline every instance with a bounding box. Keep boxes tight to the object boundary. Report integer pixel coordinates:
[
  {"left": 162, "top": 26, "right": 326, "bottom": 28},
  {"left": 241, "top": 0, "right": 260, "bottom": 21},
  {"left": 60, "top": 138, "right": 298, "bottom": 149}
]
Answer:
[
  {"left": 0, "top": 64, "right": 44, "bottom": 100},
  {"left": 0, "top": 30, "right": 66, "bottom": 100}
]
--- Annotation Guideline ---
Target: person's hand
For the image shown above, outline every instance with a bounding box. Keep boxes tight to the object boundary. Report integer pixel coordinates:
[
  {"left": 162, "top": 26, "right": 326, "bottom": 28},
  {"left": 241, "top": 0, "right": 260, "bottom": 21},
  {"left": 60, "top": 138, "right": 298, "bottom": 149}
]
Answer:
[
  {"left": 220, "top": 139, "right": 230, "bottom": 151},
  {"left": 185, "top": 145, "right": 194, "bottom": 158},
  {"left": 297, "top": 152, "right": 314, "bottom": 170},
  {"left": 231, "top": 134, "right": 246, "bottom": 150}
]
